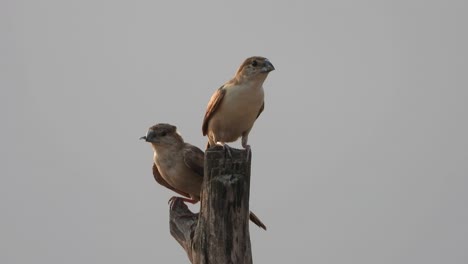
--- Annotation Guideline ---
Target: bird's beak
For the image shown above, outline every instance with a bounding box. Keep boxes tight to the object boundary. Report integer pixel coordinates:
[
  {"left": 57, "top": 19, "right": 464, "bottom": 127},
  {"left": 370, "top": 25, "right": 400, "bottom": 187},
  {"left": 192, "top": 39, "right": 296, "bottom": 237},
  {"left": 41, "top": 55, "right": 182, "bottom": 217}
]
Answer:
[
  {"left": 261, "top": 60, "right": 275, "bottom": 73},
  {"left": 141, "top": 130, "right": 156, "bottom": 142}
]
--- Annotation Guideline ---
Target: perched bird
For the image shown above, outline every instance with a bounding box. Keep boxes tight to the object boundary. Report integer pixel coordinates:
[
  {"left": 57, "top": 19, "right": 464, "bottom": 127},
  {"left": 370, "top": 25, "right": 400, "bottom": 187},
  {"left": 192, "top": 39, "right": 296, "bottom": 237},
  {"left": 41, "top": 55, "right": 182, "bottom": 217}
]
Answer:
[
  {"left": 202, "top": 56, "right": 275, "bottom": 152},
  {"left": 140, "top": 123, "right": 266, "bottom": 230}
]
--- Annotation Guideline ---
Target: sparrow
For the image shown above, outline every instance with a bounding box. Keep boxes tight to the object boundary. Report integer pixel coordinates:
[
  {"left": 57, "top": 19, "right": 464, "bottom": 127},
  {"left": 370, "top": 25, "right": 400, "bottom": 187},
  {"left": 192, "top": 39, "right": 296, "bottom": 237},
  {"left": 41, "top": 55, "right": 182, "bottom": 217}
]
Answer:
[
  {"left": 140, "top": 123, "right": 266, "bottom": 230},
  {"left": 202, "top": 56, "right": 275, "bottom": 152}
]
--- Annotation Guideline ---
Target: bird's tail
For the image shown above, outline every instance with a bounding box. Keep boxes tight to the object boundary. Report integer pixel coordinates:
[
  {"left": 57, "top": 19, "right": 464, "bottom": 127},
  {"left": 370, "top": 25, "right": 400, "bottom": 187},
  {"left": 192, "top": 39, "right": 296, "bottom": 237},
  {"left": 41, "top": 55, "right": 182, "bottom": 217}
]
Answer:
[{"left": 249, "top": 211, "right": 267, "bottom": 230}]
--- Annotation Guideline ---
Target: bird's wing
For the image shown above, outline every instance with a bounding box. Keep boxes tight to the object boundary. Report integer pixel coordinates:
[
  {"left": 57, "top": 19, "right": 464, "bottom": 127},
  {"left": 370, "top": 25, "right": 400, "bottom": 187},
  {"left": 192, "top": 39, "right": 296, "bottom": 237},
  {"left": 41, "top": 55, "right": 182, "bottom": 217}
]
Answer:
[
  {"left": 256, "top": 101, "right": 265, "bottom": 119},
  {"left": 152, "top": 163, "right": 191, "bottom": 198},
  {"left": 183, "top": 144, "right": 205, "bottom": 177},
  {"left": 202, "top": 86, "right": 226, "bottom": 136}
]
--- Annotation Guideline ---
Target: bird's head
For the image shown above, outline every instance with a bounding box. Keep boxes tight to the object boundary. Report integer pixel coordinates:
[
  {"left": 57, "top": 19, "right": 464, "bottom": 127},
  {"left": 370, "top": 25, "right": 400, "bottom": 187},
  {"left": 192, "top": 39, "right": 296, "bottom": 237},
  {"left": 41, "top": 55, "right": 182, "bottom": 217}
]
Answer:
[
  {"left": 235, "top": 56, "right": 275, "bottom": 80},
  {"left": 140, "top": 123, "right": 183, "bottom": 148}
]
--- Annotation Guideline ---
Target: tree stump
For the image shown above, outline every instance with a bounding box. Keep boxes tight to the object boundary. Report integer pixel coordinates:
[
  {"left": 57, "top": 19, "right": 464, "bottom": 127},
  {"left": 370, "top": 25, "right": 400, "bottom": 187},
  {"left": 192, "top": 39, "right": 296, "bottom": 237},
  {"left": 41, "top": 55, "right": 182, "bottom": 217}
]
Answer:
[{"left": 169, "top": 146, "right": 253, "bottom": 264}]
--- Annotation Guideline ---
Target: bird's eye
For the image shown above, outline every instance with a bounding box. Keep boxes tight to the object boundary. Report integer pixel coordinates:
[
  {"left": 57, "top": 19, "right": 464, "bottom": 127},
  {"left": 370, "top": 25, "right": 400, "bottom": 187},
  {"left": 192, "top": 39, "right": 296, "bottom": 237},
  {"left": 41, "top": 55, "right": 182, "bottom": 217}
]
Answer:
[
  {"left": 161, "top": 131, "right": 167, "bottom": 137},
  {"left": 252, "top": 60, "right": 258, "bottom": 67}
]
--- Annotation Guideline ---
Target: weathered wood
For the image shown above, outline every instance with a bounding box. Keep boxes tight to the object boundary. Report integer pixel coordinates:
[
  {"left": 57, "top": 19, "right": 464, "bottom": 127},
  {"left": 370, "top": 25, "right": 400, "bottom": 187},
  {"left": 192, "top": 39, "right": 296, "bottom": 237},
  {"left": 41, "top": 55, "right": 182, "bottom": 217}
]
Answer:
[
  {"left": 169, "top": 146, "right": 253, "bottom": 264},
  {"left": 169, "top": 198, "right": 198, "bottom": 261}
]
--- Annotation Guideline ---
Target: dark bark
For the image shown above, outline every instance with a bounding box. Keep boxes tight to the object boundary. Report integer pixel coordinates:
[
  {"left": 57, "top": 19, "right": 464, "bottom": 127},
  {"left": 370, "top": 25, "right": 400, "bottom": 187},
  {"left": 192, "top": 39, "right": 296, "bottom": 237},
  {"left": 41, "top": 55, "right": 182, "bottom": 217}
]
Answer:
[{"left": 169, "top": 146, "right": 253, "bottom": 264}]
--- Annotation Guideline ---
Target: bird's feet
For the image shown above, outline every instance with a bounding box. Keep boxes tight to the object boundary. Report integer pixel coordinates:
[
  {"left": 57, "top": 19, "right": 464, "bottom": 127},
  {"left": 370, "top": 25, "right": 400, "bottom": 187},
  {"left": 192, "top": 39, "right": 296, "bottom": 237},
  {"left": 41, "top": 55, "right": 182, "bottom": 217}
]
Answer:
[
  {"left": 168, "top": 196, "right": 197, "bottom": 209},
  {"left": 243, "top": 144, "right": 252, "bottom": 161},
  {"left": 216, "top": 142, "right": 233, "bottom": 158}
]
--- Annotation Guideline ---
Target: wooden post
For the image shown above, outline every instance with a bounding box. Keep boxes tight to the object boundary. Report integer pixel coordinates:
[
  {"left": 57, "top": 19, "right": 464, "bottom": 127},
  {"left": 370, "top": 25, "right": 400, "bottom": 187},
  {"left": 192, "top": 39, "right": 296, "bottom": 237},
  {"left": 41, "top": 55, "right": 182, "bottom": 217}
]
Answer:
[{"left": 169, "top": 146, "right": 253, "bottom": 264}]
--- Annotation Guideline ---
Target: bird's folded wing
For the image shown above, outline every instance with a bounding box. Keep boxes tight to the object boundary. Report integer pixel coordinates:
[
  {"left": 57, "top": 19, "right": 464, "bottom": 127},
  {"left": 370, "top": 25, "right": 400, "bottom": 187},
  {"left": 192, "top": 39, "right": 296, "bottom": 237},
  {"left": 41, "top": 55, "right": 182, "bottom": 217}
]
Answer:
[
  {"left": 152, "top": 164, "right": 191, "bottom": 198},
  {"left": 202, "top": 86, "right": 226, "bottom": 136},
  {"left": 183, "top": 144, "right": 205, "bottom": 178}
]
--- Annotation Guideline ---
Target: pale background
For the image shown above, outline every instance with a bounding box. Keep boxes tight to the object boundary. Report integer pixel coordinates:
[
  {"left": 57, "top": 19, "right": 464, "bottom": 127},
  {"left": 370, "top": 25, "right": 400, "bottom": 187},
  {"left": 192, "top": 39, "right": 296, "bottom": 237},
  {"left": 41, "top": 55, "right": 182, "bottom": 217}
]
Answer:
[{"left": 2, "top": 0, "right": 468, "bottom": 263}]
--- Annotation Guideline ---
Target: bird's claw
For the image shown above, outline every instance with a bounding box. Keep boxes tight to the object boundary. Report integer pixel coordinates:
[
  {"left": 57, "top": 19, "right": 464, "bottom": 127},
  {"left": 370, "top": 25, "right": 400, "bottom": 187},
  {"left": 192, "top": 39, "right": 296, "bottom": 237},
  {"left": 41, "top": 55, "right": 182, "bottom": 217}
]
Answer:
[
  {"left": 216, "top": 142, "right": 233, "bottom": 159},
  {"left": 168, "top": 196, "right": 180, "bottom": 210},
  {"left": 168, "top": 196, "right": 197, "bottom": 210},
  {"left": 224, "top": 144, "right": 233, "bottom": 159},
  {"left": 244, "top": 144, "right": 251, "bottom": 161}
]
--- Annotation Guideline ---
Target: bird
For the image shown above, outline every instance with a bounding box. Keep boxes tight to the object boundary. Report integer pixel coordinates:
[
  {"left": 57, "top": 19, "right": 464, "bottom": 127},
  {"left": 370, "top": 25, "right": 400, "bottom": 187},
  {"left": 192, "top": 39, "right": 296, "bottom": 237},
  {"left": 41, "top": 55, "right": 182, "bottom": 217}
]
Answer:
[
  {"left": 140, "top": 123, "right": 266, "bottom": 230},
  {"left": 202, "top": 56, "right": 275, "bottom": 153}
]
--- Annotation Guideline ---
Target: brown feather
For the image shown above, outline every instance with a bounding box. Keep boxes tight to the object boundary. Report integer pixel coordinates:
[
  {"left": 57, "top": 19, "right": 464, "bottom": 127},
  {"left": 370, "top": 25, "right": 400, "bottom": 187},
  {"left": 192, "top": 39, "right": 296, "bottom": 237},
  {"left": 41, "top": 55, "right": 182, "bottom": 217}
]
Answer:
[
  {"left": 202, "top": 86, "right": 226, "bottom": 136},
  {"left": 152, "top": 164, "right": 191, "bottom": 198},
  {"left": 249, "top": 211, "right": 267, "bottom": 230},
  {"left": 234, "top": 56, "right": 268, "bottom": 76},
  {"left": 183, "top": 144, "right": 205, "bottom": 177}
]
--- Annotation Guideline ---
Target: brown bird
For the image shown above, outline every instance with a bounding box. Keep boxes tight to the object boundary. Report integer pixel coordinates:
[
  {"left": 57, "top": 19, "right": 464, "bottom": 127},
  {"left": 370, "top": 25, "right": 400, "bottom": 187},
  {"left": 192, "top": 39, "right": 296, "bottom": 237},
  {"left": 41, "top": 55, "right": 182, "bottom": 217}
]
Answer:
[
  {"left": 140, "top": 123, "right": 266, "bottom": 230},
  {"left": 202, "top": 56, "right": 275, "bottom": 152}
]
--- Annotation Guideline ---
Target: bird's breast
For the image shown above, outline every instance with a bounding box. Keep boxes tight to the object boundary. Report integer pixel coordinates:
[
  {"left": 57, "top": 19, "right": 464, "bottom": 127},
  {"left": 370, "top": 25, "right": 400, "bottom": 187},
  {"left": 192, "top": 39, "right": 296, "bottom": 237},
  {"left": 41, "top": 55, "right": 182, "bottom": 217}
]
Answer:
[{"left": 209, "top": 85, "right": 264, "bottom": 142}]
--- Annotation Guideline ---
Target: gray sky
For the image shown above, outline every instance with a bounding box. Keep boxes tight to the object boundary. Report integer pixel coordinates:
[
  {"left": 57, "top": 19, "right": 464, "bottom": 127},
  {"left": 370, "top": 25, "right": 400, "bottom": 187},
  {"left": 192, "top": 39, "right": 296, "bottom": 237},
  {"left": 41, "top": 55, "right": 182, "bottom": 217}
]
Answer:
[{"left": 2, "top": 0, "right": 468, "bottom": 263}]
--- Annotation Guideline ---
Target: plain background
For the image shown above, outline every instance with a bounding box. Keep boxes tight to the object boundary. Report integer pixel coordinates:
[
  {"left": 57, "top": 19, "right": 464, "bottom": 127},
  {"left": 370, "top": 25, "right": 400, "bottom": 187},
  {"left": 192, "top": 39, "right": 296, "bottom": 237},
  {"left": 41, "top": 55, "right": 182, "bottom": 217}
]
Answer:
[{"left": 2, "top": 0, "right": 468, "bottom": 263}]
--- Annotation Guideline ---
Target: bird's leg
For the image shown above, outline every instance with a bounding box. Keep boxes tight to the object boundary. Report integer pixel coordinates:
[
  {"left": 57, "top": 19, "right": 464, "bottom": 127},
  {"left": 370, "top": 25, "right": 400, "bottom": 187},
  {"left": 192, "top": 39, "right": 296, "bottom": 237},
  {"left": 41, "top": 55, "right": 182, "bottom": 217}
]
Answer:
[
  {"left": 216, "top": 141, "right": 233, "bottom": 158},
  {"left": 241, "top": 134, "right": 251, "bottom": 161},
  {"left": 244, "top": 145, "right": 251, "bottom": 161},
  {"left": 168, "top": 196, "right": 197, "bottom": 209}
]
